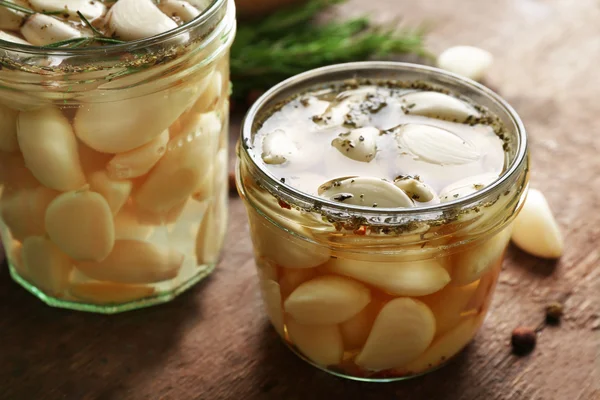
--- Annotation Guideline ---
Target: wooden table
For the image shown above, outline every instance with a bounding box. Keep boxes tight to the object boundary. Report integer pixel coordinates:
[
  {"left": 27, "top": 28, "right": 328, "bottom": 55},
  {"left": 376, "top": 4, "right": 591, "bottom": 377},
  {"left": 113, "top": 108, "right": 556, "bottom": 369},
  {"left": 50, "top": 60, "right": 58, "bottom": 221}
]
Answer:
[{"left": 1, "top": 1, "right": 599, "bottom": 399}]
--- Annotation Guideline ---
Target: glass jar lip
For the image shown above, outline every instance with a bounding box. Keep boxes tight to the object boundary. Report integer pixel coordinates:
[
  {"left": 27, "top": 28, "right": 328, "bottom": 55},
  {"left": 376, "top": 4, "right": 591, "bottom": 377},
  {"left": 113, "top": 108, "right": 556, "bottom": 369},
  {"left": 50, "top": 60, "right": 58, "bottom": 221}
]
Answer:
[
  {"left": 240, "top": 61, "right": 529, "bottom": 217},
  {"left": 0, "top": 0, "right": 227, "bottom": 56}
]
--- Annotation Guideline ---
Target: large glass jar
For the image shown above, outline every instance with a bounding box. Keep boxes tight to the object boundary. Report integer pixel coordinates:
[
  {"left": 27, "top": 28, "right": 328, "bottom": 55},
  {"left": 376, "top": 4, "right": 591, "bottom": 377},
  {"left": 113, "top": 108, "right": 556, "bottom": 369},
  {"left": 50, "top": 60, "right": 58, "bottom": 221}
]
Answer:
[
  {"left": 236, "top": 62, "right": 529, "bottom": 381},
  {"left": 0, "top": 0, "right": 235, "bottom": 313}
]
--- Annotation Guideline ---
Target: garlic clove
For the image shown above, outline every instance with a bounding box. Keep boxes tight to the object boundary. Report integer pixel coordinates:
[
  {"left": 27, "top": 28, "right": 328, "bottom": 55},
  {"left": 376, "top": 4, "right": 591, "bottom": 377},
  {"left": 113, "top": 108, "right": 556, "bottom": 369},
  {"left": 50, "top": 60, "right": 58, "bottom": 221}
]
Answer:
[
  {"left": 107, "top": 130, "right": 169, "bottom": 180},
  {"left": 259, "top": 279, "right": 285, "bottom": 337},
  {"left": 28, "top": 0, "right": 107, "bottom": 21},
  {"left": 325, "top": 257, "right": 450, "bottom": 297},
  {"left": 395, "top": 124, "right": 481, "bottom": 165},
  {"left": 21, "top": 235, "right": 73, "bottom": 295},
  {"left": 331, "top": 126, "right": 378, "bottom": 163},
  {"left": 318, "top": 176, "right": 414, "bottom": 208},
  {"left": 286, "top": 317, "right": 344, "bottom": 367},
  {"left": 0, "top": 1, "right": 26, "bottom": 31},
  {"left": 158, "top": 0, "right": 201, "bottom": 23},
  {"left": 21, "top": 14, "right": 84, "bottom": 46},
  {"left": 261, "top": 129, "right": 297, "bottom": 165},
  {"left": 114, "top": 205, "right": 154, "bottom": 240},
  {"left": 0, "top": 103, "right": 19, "bottom": 152},
  {"left": 69, "top": 281, "right": 155, "bottom": 304},
  {"left": 279, "top": 266, "right": 316, "bottom": 299},
  {"left": 355, "top": 298, "right": 436, "bottom": 371},
  {"left": 400, "top": 91, "right": 480, "bottom": 122},
  {"left": 340, "top": 299, "right": 383, "bottom": 350},
  {"left": 75, "top": 239, "right": 183, "bottom": 284},
  {"left": 420, "top": 280, "right": 479, "bottom": 336},
  {"left": 17, "top": 107, "right": 87, "bottom": 192},
  {"left": 394, "top": 176, "right": 436, "bottom": 203},
  {"left": 88, "top": 170, "right": 132, "bottom": 216},
  {"left": 438, "top": 172, "right": 498, "bottom": 202},
  {"left": 107, "top": 0, "right": 178, "bottom": 41},
  {"left": 0, "top": 30, "right": 30, "bottom": 45},
  {"left": 437, "top": 46, "right": 493, "bottom": 82},
  {"left": 284, "top": 275, "right": 371, "bottom": 325},
  {"left": 511, "top": 189, "right": 564, "bottom": 259}
]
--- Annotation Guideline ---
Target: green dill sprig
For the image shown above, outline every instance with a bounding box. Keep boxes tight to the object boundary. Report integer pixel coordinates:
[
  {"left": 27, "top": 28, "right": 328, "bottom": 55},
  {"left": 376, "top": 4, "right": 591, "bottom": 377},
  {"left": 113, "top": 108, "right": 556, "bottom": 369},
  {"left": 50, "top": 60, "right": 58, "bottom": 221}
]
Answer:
[
  {"left": 43, "top": 37, "right": 125, "bottom": 48},
  {"left": 231, "top": 0, "right": 431, "bottom": 100}
]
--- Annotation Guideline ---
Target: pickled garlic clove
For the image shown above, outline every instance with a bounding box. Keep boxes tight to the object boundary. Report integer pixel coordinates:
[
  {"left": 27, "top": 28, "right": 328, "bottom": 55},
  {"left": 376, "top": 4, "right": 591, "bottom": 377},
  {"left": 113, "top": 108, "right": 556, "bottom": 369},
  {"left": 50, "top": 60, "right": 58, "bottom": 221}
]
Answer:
[
  {"left": 465, "top": 264, "right": 500, "bottom": 313},
  {"left": 331, "top": 126, "right": 378, "bottom": 163},
  {"left": 136, "top": 199, "right": 187, "bottom": 226},
  {"left": 74, "top": 84, "right": 199, "bottom": 153},
  {"left": 403, "top": 314, "right": 483, "bottom": 374},
  {"left": 261, "top": 129, "right": 297, "bottom": 165},
  {"left": 88, "top": 170, "right": 132, "bottom": 216},
  {"left": 0, "top": 154, "right": 39, "bottom": 189},
  {"left": 17, "top": 107, "right": 87, "bottom": 191},
  {"left": 0, "top": 190, "right": 35, "bottom": 241},
  {"left": 437, "top": 46, "right": 493, "bottom": 82},
  {"left": 259, "top": 279, "right": 285, "bottom": 337},
  {"left": 134, "top": 112, "right": 221, "bottom": 213},
  {"left": 393, "top": 176, "right": 436, "bottom": 203},
  {"left": 286, "top": 317, "right": 344, "bottom": 366},
  {"left": 451, "top": 226, "right": 511, "bottom": 285},
  {"left": 114, "top": 205, "right": 154, "bottom": 240},
  {"left": 28, "top": 0, "right": 107, "bottom": 21},
  {"left": 325, "top": 258, "right": 450, "bottom": 297},
  {"left": 45, "top": 188, "right": 115, "bottom": 262},
  {"left": 107, "top": 0, "right": 178, "bottom": 41},
  {"left": 0, "top": 1, "right": 27, "bottom": 31},
  {"left": 395, "top": 124, "right": 481, "bottom": 165},
  {"left": 256, "top": 257, "right": 278, "bottom": 282},
  {"left": 0, "top": 30, "right": 29, "bottom": 45},
  {"left": 0, "top": 103, "right": 19, "bottom": 152},
  {"left": 69, "top": 281, "right": 155, "bottom": 304},
  {"left": 77, "top": 141, "right": 112, "bottom": 174},
  {"left": 340, "top": 299, "right": 383, "bottom": 350},
  {"left": 318, "top": 176, "right": 414, "bottom": 208},
  {"left": 21, "top": 14, "right": 84, "bottom": 46},
  {"left": 420, "top": 280, "right": 479, "bottom": 336},
  {"left": 438, "top": 172, "right": 498, "bottom": 202},
  {"left": 192, "top": 146, "right": 226, "bottom": 202},
  {"left": 8, "top": 240, "right": 28, "bottom": 279},
  {"left": 399, "top": 91, "right": 480, "bottom": 122},
  {"left": 195, "top": 195, "right": 227, "bottom": 265},
  {"left": 21, "top": 236, "right": 73, "bottom": 295},
  {"left": 75, "top": 240, "right": 183, "bottom": 284},
  {"left": 279, "top": 266, "right": 316, "bottom": 299},
  {"left": 284, "top": 275, "right": 371, "bottom": 325},
  {"left": 158, "top": 0, "right": 201, "bottom": 23},
  {"left": 355, "top": 298, "right": 436, "bottom": 371},
  {"left": 107, "top": 130, "right": 169, "bottom": 180},
  {"left": 511, "top": 189, "right": 564, "bottom": 259},
  {"left": 191, "top": 71, "right": 222, "bottom": 113}
]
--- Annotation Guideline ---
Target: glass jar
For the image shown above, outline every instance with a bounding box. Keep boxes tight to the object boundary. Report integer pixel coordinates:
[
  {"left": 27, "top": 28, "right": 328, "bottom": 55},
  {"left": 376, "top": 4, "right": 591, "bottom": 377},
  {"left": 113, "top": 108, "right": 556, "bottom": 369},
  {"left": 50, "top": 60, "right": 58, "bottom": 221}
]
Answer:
[
  {"left": 0, "top": 0, "right": 236, "bottom": 313},
  {"left": 236, "top": 62, "right": 529, "bottom": 381}
]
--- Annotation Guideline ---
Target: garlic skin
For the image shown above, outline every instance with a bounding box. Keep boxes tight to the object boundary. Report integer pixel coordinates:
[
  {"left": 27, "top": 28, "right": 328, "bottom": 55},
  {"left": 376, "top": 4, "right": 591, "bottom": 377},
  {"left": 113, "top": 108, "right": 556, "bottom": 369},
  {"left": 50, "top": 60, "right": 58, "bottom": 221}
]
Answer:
[
  {"left": 437, "top": 46, "right": 493, "bottom": 82},
  {"left": 107, "top": 0, "right": 178, "bottom": 41},
  {"left": 21, "top": 14, "right": 84, "bottom": 46},
  {"left": 511, "top": 189, "right": 564, "bottom": 259}
]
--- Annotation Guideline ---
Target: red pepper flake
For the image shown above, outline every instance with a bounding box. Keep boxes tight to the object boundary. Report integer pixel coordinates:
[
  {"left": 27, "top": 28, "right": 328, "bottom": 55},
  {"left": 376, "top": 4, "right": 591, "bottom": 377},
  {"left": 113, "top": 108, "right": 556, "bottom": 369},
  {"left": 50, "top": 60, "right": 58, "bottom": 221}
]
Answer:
[
  {"left": 353, "top": 226, "right": 367, "bottom": 235},
  {"left": 278, "top": 199, "right": 291, "bottom": 209}
]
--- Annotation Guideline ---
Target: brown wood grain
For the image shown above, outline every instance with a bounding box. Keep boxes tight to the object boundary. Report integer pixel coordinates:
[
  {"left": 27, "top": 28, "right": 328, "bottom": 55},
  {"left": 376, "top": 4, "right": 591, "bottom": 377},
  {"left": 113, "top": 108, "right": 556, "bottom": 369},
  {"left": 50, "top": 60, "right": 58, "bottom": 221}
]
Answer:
[{"left": 1, "top": 0, "right": 599, "bottom": 399}]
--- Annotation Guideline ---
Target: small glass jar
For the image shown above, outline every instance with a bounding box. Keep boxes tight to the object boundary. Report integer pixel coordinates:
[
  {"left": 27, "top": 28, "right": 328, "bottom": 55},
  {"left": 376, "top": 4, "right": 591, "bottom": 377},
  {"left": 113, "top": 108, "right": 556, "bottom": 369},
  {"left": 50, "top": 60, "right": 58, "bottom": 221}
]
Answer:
[
  {"left": 0, "top": 0, "right": 236, "bottom": 313},
  {"left": 237, "top": 62, "right": 529, "bottom": 381}
]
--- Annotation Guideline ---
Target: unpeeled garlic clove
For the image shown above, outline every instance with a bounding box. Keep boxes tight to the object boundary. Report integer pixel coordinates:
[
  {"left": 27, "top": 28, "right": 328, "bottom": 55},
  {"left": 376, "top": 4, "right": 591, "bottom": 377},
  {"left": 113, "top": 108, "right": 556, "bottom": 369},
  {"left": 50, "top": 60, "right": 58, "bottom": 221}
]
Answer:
[
  {"left": 69, "top": 281, "right": 155, "bottom": 304},
  {"left": 17, "top": 107, "right": 87, "bottom": 191},
  {"left": 355, "top": 298, "right": 436, "bottom": 371},
  {"left": 107, "top": 130, "right": 169, "bottom": 180},
  {"left": 395, "top": 124, "right": 481, "bottom": 165},
  {"left": 403, "top": 314, "right": 482, "bottom": 374},
  {"left": 286, "top": 317, "right": 344, "bottom": 366},
  {"left": 0, "top": 103, "right": 19, "bottom": 152},
  {"left": 399, "top": 91, "right": 480, "bottom": 122},
  {"left": 75, "top": 239, "right": 183, "bottom": 284},
  {"left": 45, "top": 188, "right": 115, "bottom": 262},
  {"left": 259, "top": 279, "right": 285, "bottom": 337},
  {"left": 284, "top": 275, "right": 371, "bottom": 325},
  {"left": 318, "top": 176, "right": 414, "bottom": 208},
  {"left": 325, "top": 257, "right": 450, "bottom": 297},
  {"left": 158, "top": 0, "right": 200, "bottom": 23},
  {"left": 88, "top": 170, "right": 132, "bottom": 216},
  {"left": 437, "top": 46, "right": 493, "bottom": 82},
  {"left": 511, "top": 189, "right": 563, "bottom": 259},
  {"left": 394, "top": 176, "right": 436, "bottom": 202},
  {"left": 107, "top": 0, "right": 178, "bottom": 41},
  {"left": 21, "top": 14, "right": 84, "bottom": 46},
  {"left": 439, "top": 172, "right": 499, "bottom": 202},
  {"left": 261, "top": 129, "right": 297, "bottom": 165},
  {"left": 21, "top": 235, "right": 73, "bottom": 295},
  {"left": 28, "top": 0, "right": 106, "bottom": 21},
  {"left": 331, "top": 126, "right": 378, "bottom": 163},
  {"left": 452, "top": 226, "right": 511, "bottom": 285}
]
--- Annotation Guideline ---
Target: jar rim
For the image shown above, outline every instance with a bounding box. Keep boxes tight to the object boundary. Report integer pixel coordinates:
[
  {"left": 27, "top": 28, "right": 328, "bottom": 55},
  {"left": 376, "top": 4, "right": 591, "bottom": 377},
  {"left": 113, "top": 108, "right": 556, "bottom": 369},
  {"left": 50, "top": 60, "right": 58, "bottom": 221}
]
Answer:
[
  {"left": 240, "top": 61, "right": 529, "bottom": 221},
  {"left": 0, "top": 0, "right": 228, "bottom": 56}
]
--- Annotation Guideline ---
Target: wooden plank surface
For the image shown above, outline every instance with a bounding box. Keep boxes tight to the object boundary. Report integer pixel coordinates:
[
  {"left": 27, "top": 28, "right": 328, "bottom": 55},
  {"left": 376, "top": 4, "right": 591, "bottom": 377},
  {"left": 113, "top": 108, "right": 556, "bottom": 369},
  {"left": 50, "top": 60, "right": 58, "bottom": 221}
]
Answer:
[{"left": 1, "top": 0, "right": 599, "bottom": 399}]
